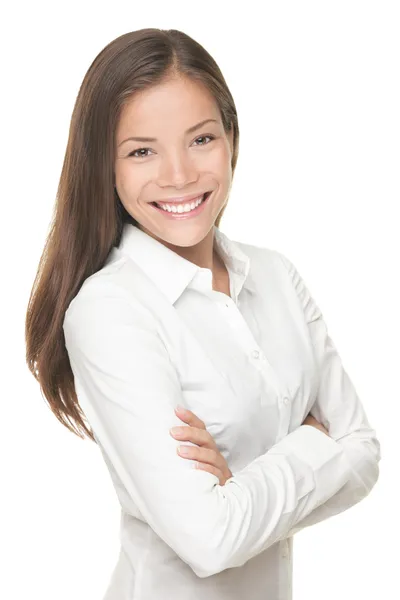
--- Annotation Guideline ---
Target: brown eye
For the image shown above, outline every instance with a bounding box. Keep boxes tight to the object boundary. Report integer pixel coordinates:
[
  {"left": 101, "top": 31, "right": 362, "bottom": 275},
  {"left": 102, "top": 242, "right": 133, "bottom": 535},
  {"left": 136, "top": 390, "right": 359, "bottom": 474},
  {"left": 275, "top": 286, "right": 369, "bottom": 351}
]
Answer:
[
  {"left": 128, "top": 148, "right": 152, "bottom": 158},
  {"left": 194, "top": 135, "right": 215, "bottom": 146}
]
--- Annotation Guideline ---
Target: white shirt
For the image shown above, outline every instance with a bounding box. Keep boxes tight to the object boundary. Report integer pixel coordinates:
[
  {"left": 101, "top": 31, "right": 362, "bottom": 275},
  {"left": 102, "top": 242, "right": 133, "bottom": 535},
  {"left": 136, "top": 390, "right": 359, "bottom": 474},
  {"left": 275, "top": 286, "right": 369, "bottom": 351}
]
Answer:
[{"left": 63, "top": 222, "right": 381, "bottom": 600}]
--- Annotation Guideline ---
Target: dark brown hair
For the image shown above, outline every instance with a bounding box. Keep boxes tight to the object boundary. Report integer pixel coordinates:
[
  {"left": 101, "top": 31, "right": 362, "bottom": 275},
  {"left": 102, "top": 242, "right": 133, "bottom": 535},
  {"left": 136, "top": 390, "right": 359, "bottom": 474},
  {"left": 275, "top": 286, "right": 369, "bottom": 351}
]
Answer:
[{"left": 25, "top": 28, "right": 240, "bottom": 442}]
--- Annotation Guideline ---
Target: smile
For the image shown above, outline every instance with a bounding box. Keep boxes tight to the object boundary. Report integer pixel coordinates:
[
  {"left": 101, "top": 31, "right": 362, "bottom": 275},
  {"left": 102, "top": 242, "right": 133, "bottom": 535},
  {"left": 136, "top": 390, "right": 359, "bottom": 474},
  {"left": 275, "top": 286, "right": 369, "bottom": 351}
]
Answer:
[{"left": 150, "top": 191, "right": 212, "bottom": 219}]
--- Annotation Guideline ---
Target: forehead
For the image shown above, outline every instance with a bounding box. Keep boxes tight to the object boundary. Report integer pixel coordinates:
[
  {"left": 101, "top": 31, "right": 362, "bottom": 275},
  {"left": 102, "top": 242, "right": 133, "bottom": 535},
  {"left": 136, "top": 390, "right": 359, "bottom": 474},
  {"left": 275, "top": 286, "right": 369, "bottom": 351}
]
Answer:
[{"left": 117, "top": 77, "right": 219, "bottom": 133}]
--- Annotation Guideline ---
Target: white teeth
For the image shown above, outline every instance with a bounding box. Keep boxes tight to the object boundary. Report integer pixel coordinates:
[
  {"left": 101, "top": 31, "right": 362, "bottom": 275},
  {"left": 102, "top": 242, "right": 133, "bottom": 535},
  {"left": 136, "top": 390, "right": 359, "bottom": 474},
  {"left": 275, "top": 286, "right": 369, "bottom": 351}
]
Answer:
[{"left": 156, "top": 194, "right": 205, "bottom": 213}]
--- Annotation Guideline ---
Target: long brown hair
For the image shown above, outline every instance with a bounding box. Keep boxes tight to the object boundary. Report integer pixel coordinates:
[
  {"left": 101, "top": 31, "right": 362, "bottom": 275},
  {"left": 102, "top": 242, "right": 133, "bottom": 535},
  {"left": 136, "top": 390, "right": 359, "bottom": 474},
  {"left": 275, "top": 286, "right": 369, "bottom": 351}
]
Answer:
[{"left": 25, "top": 28, "right": 240, "bottom": 442}]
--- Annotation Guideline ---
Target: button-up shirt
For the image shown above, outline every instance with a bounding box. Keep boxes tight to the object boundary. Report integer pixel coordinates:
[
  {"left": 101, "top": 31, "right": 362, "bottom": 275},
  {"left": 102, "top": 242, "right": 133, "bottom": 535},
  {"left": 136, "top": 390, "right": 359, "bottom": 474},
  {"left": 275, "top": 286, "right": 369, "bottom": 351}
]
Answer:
[{"left": 63, "top": 222, "right": 381, "bottom": 600}]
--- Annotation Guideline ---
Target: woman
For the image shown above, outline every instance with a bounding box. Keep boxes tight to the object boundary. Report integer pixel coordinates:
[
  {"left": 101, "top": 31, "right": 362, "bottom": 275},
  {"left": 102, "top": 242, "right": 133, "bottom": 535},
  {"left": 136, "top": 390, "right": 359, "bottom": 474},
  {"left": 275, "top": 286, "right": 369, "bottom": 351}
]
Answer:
[{"left": 25, "top": 29, "right": 381, "bottom": 600}]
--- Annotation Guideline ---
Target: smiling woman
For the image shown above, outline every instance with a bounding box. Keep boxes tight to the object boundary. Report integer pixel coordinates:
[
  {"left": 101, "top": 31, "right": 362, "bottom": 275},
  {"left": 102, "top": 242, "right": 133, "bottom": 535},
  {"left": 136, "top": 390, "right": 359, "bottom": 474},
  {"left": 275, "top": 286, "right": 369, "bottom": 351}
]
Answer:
[{"left": 24, "top": 26, "right": 380, "bottom": 600}]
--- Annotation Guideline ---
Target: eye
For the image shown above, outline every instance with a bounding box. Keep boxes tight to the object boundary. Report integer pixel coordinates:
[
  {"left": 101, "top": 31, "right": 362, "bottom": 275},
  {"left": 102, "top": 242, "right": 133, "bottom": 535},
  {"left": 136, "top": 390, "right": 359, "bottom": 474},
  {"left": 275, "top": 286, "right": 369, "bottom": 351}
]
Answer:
[
  {"left": 193, "top": 134, "right": 215, "bottom": 146},
  {"left": 128, "top": 147, "right": 153, "bottom": 158}
]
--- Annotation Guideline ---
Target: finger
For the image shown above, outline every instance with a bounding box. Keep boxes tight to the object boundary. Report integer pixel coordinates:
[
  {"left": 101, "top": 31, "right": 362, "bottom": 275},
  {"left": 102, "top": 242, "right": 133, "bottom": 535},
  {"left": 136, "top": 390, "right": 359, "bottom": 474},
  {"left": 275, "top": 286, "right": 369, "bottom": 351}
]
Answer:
[
  {"left": 194, "top": 461, "right": 223, "bottom": 484},
  {"left": 178, "top": 445, "right": 222, "bottom": 469},
  {"left": 171, "top": 426, "right": 210, "bottom": 446},
  {"left": 171, "top": 426, "right": 215, "bottom": 448},
  {"left": 174, "top": 406, "right": 206, "bottom": 430}
]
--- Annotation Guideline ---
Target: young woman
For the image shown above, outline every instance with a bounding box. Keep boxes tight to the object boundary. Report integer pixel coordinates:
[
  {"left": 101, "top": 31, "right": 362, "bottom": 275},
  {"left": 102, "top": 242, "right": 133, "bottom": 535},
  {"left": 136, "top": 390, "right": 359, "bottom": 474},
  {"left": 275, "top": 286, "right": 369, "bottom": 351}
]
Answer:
[{"left": 25, "top": 28, "right": 381, "bottom": 600}]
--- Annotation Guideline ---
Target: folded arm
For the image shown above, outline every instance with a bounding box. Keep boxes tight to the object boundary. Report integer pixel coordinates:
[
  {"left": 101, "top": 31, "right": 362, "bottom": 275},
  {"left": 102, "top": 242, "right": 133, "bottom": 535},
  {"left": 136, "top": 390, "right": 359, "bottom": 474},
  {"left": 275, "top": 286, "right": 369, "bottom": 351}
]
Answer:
[
  {"left": 275, "top": 252, "right": 381, "bottom": 537},
  {"left": 63, "top": 277, "right": 376, "bottom": 578}
]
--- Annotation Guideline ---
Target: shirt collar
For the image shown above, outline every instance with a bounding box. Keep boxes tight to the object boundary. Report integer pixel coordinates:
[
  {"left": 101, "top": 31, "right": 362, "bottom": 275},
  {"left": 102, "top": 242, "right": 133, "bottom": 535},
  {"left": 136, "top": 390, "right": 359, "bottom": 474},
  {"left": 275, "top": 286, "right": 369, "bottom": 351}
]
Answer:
[{"left": 116, "top": 223, "right": 257, "bottom": 305}]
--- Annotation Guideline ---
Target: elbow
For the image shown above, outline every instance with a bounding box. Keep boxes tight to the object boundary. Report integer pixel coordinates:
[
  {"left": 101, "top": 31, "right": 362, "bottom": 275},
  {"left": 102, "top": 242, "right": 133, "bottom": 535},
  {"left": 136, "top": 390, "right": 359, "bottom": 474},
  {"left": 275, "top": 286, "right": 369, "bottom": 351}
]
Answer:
[
  {"left": 181, "top": 547, "right": 226, "bottom": 579},
  {"left": 167, "top": 516, "right": 231, "bottom": 579},
  {"left": 362, "top": 434, "right": 381, "bottom": 494},
  {"left": 177, "top": 510, "right": 240, "bottom": 578},
  {"left": 190, "top": 552, "right": 238, "bottom": 579},
  {"left": 337, "top": 428, "right": 381, "bottom": 498},
  {"left": 181, "top": 524, "right": 240, "bottom": 578}
]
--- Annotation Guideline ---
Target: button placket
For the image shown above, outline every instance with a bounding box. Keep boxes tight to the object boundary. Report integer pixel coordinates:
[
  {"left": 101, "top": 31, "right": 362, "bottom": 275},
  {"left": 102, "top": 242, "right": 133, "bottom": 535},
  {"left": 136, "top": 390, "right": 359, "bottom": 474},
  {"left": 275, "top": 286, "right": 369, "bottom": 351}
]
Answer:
[
  {"left": 210, "top": 290, "right": 289, "bottom": 407},
  {"left": 275, "top": 394, "right": 292, "bottom": 440}
]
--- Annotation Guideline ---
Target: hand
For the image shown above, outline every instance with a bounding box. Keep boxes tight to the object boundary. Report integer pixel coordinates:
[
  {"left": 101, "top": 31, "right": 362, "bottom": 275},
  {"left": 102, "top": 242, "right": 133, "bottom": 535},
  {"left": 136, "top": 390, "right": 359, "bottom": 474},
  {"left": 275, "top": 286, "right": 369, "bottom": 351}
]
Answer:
[
  {"left": 169, "top": 406, "right": 233, "bottom": 486},
  {"left": 302, "top": 413, "right": 330, "bottom": 436}
]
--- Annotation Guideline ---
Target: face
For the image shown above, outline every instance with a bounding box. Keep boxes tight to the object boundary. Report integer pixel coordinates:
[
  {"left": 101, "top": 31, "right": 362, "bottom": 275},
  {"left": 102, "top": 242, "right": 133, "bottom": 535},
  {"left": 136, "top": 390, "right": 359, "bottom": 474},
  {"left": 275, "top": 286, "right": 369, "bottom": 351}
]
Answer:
[{"left": 114, "top": 76, "right": 234, "bottom": 251}]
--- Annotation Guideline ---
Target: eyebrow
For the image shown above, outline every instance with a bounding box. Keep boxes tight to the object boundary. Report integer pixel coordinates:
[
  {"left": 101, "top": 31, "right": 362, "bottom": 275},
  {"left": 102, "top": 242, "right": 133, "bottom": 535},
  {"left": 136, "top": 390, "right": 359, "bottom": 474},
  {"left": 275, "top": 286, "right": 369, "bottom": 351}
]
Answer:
[{"left": 118, "top": 118, "right": 219, "bottom": 147}]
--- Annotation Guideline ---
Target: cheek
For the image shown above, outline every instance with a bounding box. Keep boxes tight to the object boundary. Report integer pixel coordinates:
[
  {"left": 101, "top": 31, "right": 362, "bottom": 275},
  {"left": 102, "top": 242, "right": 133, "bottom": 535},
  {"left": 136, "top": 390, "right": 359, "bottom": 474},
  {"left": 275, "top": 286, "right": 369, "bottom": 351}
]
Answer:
[
  {"left": 117, "top": 170, "right": 141, "bottom": 198},
  {"left": 208, "top": 145, "right": 232, "bottom": 178},
  {"left": 217, "top": 154, "right": 233, "bottom": 186}
]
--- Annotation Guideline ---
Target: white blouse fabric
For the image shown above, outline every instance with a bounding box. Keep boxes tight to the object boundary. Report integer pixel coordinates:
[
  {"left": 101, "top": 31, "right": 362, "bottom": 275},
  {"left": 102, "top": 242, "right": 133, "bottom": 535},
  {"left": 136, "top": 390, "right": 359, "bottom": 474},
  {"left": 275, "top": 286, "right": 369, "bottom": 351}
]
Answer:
[{"left": 63, "top": 222, "right": 381, "bottom": 600}]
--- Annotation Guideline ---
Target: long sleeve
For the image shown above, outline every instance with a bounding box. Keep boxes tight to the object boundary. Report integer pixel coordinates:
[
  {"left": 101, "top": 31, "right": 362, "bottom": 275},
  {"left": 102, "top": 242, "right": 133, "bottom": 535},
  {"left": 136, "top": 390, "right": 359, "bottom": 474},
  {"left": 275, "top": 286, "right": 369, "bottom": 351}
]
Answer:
[
  {"left": 63, "top": 281, "right": 363, "bottom": 579},
  {"left": 276, "top": 252, "right": 381, "bottom": 537}
]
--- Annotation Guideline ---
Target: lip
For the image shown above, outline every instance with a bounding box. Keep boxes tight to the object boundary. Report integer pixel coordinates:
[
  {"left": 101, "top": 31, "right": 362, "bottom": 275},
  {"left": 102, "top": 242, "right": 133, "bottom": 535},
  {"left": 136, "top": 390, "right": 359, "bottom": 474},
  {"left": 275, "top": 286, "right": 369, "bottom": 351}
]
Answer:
[
  {"left": 150, "top": 191, "right": 212, "bottom": 219},
  {"left": 151, "top": 192, "right": 210, "bottom": 206}
]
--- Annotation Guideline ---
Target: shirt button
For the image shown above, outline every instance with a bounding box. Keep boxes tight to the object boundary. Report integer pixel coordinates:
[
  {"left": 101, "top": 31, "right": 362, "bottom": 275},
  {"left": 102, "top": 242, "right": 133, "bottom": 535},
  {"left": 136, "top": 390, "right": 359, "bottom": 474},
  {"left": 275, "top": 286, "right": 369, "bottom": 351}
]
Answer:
[
  {"left": 282, "top": 396, "right": 290, "bottom": 405},
  {"left": 251, "top": 349, "right": 260, "bottom": 359}
]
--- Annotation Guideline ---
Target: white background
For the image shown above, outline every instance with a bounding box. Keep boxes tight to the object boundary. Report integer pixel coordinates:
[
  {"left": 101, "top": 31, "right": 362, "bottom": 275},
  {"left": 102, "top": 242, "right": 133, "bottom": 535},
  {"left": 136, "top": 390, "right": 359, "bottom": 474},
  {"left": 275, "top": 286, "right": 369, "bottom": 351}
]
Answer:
[{"left": 2, "top": 1, "right": 398, "bottom": 598}]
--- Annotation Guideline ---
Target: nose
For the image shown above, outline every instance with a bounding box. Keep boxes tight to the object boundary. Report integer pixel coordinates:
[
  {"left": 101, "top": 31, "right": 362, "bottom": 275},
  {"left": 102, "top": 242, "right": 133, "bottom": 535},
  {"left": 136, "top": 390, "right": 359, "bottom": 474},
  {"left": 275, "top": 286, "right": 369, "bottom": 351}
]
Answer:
[{"left": 157, "top": 150, "right": 199, "bottom": 189}]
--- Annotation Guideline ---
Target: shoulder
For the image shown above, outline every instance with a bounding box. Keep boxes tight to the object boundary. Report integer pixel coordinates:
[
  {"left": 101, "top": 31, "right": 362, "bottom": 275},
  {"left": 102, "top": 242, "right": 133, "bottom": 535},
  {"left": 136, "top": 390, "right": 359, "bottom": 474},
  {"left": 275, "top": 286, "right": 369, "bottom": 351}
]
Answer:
[
  {"left": 233, "top": 238, "right": 311, "bottom": 310},
  {"left": 234, "top": 238, "right": 293, "bottom": 276},
  {"left": 63, "top": 250, "right": 157, "bottom": 334}
]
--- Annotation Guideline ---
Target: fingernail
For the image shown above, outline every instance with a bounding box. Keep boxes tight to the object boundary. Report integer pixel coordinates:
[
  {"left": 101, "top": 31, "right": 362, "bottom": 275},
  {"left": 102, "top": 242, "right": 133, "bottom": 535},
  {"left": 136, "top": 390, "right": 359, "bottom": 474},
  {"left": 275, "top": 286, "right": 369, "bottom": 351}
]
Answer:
[
  {"left": 170, "top": 427, "right": 183, "bottom": 435},
  {"left": 175, "top": 405, "right": 186, "bottom": 413}
]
